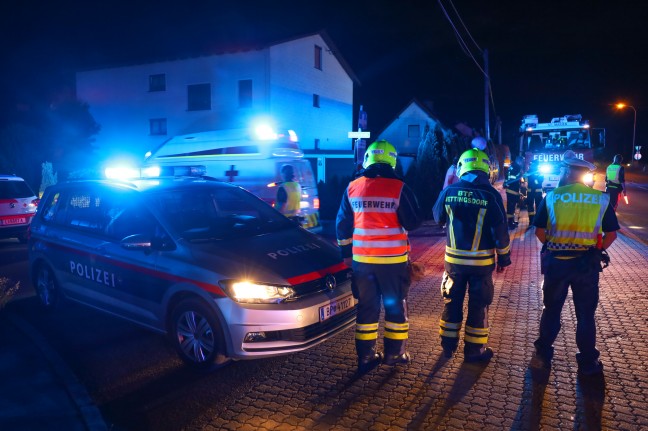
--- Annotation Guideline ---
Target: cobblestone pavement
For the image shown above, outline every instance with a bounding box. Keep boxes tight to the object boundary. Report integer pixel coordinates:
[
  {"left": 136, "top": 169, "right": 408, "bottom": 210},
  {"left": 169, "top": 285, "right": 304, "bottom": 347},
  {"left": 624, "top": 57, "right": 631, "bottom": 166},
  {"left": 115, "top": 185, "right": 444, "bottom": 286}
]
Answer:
[{"left": 183, "top": 213, "right": 648, "bottom": 431}]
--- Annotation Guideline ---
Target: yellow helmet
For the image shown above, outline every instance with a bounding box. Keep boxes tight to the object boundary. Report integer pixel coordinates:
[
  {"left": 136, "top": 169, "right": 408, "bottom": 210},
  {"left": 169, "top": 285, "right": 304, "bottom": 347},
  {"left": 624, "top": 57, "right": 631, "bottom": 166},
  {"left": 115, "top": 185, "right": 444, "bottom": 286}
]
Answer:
[
  {"left": 457, "top": 148, "right": 490, "bottom": 177},
  {"left": 363, "top": 140, "right": 398, "bottom": 169}
]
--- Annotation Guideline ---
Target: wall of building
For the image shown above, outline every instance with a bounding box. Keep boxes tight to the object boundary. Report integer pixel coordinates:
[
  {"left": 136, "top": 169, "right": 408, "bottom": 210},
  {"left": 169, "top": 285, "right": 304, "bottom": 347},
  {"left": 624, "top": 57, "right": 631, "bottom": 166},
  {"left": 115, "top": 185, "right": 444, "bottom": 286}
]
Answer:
[{"left": 76, "top": 33, "right": 354, "bottom": 167}]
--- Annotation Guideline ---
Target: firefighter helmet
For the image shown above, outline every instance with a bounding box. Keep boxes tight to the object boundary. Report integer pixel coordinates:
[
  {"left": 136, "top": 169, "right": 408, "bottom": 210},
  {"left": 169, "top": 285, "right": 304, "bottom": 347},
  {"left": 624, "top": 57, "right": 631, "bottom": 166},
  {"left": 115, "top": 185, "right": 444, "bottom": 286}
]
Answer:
[
  {"left": 363, "top": 140, "right": 398, "bottom": 169},
  {"left": 457, "top": 148, "right": 491, "bottom": 177}
]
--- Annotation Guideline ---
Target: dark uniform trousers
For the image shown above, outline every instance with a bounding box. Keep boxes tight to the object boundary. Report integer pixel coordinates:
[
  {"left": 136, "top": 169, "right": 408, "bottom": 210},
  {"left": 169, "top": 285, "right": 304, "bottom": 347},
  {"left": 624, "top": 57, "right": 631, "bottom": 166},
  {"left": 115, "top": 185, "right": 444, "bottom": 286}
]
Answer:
[
  {"left": 439, "top": 262, "right": 494, "bottom": 355},
  {"left": 606, "top": 183, "right": 622, "bottom": 210},
  {"left": 527, "top": 190, "right": 543, "bottom": 224},
  {"left": 534, "top": 255, "right": 600, "bottom": 365},
  {"left": 353, "top": 261, "right": 410, "bottom": 360},
  {"left": 505, "top": 188, "right": 519, "bottom": 224}
]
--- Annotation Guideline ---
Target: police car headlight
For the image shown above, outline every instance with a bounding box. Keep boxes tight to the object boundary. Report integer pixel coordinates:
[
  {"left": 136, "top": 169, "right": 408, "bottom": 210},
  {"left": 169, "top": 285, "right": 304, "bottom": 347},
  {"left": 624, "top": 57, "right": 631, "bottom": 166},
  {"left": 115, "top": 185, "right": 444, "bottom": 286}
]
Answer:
[
  {"left": 582, "top": 173, "right": 594, "bottom": 184},
  {"left": 221, "top": 280, "right": 295, "bottom": 303}
]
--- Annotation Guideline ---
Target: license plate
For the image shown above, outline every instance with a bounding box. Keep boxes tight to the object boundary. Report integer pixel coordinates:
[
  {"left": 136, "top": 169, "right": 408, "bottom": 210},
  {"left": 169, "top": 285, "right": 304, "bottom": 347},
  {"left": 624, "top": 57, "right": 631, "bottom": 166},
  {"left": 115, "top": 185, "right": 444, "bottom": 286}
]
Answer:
[
  {"left": 1, "top": 217, "right": 26, "bottom": 226},
  {"left": 319, "top": 294, "right": 354, "bottom": 322}
]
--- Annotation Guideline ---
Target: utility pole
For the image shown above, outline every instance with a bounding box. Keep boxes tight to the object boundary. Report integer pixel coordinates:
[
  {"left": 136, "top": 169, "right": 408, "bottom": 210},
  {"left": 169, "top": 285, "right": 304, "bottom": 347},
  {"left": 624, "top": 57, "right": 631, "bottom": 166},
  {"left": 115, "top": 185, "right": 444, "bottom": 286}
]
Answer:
[{"left": 484, "top": 49, "right": 490, "bottom": 141}]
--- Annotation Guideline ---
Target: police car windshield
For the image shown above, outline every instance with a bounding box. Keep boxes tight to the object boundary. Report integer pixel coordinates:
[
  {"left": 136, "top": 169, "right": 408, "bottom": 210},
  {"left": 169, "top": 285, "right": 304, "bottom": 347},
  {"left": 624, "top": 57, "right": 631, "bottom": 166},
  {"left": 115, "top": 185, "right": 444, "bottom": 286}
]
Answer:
[{"left": 151, "top": 186, "right": 294, "bottom": 241}]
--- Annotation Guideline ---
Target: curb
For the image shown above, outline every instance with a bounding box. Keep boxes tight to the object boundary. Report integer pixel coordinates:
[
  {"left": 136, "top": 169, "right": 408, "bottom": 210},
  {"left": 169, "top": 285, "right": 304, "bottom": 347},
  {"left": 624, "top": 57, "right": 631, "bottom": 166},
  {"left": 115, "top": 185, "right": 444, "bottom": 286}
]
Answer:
[{"left": 6, "top": 313, "right": 108, "bottom": 431}]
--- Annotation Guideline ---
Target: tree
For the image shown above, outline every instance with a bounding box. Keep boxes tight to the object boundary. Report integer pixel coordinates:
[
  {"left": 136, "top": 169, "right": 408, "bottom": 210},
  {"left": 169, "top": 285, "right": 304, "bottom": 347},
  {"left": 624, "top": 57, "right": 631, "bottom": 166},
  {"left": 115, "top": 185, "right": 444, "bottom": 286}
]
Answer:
[
  {"left": 39, "top": 162, "right": 58, "bottom": 197},
  {"left": 0, "top": 98, "right": 100, "bottom": 187},
  {"left": 408, "top": 124, "right": 450, "bottom": 219}
]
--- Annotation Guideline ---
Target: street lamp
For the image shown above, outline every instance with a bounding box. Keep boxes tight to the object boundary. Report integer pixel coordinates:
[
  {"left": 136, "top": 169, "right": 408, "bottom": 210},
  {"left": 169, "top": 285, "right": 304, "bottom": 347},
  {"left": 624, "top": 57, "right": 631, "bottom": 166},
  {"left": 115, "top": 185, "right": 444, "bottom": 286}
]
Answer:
[{"left": 615, "top": 102, "right": 637, "bottom": 162}]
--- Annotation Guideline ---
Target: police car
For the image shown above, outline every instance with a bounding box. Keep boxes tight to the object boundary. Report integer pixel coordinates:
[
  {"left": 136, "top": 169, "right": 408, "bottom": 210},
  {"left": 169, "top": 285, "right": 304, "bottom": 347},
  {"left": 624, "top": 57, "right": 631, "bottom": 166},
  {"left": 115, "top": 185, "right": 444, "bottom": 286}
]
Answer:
[{"left": 29, "top": 176, "right": 355, "bottom": 369}]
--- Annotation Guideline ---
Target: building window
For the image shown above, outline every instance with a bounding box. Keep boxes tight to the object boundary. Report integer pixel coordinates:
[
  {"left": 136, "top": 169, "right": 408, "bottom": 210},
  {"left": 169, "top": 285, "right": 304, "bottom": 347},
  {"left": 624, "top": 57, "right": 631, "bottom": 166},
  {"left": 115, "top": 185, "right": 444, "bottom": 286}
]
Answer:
[
  {"left": 187, "top": 83, "right": 211, "bottom": 111},
  {"left": 314, "top": 45, "right": 322, "bottom": 70},
  {"left": 149, "top": 118, "right": 167, "bottom": 135},
  {"left": 238, "top": 79, "right": 252, "bottom": 108},
  {"left": 313, "top": 94, "right": 320, "bottom": 108},
  {"left": 408, "top": 125, "right": 420, "bottom": 138},
  {"left": 149, "top": 74, "right": 166, "bottom": 92},
  {"left": 314, "top": 138, "right": 320, "bottom": 150}
]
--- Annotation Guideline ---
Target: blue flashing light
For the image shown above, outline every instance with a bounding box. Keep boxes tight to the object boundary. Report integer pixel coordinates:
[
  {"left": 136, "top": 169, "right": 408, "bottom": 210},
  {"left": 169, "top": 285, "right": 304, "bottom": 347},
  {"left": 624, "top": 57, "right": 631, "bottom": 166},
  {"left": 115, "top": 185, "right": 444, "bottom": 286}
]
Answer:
[
  {"left": 255, "top": 124, "right": 278, "bottom": 140},
  {"left": 142, "top": 166, "right": 161, "bottom": 177},
  {"left": 288, "top": 130, "right": 298, "bottom": 142},
  {"left": 105, "top": 166, "right": 140, "bottom": 180},
  {"left": 539, "top": 164, "right": 552, "bottom": 174}
]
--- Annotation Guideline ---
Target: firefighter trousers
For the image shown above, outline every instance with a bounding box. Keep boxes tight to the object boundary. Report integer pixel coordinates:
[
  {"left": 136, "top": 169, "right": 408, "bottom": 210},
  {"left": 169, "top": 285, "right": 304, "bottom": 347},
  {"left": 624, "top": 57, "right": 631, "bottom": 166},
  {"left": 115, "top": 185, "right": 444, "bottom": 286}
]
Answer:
[
  {"left": 352, "top": 260, "right": 410, "bottom": 360},
  {"left": 505, "top": 189, "right": 519, "bottom": 224},
  {"left": 534, "top": 256, "right": 600, "bottom": 365},
  {"left": 439, "top": 262, "right": 494, "bottom": 355}
]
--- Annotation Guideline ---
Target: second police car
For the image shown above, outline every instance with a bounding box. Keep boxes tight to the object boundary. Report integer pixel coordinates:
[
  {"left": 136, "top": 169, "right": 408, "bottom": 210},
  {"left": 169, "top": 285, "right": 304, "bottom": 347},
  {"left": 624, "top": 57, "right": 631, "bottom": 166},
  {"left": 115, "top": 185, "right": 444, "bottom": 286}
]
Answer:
[{"left": 28, "top": 176, "right": 355, "bottom": 369}]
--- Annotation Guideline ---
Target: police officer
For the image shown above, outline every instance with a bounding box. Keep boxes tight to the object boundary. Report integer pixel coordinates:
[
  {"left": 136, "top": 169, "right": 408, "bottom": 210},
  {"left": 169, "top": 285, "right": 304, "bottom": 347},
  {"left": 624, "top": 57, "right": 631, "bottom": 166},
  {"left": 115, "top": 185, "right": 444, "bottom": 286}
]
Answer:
[
  {"left": 605, "top": 154, "right": 626, "bottom": 211},
  {"left": 531, "top": 151, "right": 619, "bottom": 376},
  {"left": 504, "top": 156, "right": 524, "bottom": 229},
  {"left": 524, "top": 160, "right": 544, "bottom": 225},
  {"left": 274, "top": 164, "right": 302, "bottom": 222},
  {"left": 433, "top": 148, "right": 512, "bottom": 362},
  {"left": 336, "top": 140, "right": 422, "bottom": 374}
]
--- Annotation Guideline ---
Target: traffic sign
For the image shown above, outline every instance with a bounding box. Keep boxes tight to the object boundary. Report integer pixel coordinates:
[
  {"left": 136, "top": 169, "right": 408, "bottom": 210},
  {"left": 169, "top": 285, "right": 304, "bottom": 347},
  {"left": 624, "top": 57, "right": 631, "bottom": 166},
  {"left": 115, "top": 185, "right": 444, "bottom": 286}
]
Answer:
[{"left": 634, "top": 152, "right": 642, "bottom": 161}]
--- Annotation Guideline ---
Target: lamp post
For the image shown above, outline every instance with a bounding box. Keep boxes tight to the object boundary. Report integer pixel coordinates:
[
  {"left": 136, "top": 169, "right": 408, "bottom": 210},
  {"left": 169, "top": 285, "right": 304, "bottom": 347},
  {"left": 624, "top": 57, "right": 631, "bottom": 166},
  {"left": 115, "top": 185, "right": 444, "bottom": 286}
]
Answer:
[{"left": 615, "top": 103, "right": 637, "bottom": 162}]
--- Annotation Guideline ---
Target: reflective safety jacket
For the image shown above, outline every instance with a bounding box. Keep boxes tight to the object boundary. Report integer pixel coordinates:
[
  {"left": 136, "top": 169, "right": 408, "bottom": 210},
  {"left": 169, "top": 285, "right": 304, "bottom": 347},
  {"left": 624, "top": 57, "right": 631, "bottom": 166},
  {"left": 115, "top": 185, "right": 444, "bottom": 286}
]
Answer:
[
  {"left": 605, "top": 164, "right": 624, "bottom": 189},
  {"left": 336, "top": 164, "right": 421, "bottom": 264},
  {"left": 276, "top": 181, "right": 301, "bottom": 217},
  {"left": 543, "top": 182, "right": 609, "bottom": 251},
  {"left": 433, "top": 171, "right": 511, "bottom": 267},
  {"left": 504, "top": 163, "right": 522, "bottom": 194},
  {"left": 525, "top": 171, "right": 544, "bottom": 194}
]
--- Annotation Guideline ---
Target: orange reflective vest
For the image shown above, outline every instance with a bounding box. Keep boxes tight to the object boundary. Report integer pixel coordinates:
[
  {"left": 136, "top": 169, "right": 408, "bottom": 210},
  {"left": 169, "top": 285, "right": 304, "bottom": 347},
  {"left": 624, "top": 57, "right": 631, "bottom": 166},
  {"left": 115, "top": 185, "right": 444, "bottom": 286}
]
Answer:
[{"left": 347, "top": 176, "right": 409, "bottom": 264}]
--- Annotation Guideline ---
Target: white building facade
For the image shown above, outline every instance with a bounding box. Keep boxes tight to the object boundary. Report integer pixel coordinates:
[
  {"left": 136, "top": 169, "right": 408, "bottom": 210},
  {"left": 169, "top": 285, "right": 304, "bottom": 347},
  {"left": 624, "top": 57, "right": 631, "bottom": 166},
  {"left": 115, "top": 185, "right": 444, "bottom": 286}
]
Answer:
[{"left": 76, "top": 32, "right": 356, "bottom": 177}]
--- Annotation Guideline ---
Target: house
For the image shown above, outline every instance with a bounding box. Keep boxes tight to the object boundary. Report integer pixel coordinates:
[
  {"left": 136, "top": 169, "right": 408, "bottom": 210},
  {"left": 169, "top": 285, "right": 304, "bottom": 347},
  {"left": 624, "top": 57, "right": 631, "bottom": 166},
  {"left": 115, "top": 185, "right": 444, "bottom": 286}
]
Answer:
[
  {"left": 376, "top": 99, "right": 455, "bottom": 174},
  {"left": 76, "top": 31, "right": 357, "bottom": 182}
]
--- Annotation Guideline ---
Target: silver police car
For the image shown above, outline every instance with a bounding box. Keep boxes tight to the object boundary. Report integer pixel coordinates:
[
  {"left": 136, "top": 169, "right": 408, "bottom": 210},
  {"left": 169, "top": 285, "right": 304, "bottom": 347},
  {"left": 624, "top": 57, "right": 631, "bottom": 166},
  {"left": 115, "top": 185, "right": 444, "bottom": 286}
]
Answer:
[{"left": 29, "top": 177, "right": 355, "bottom": 368}]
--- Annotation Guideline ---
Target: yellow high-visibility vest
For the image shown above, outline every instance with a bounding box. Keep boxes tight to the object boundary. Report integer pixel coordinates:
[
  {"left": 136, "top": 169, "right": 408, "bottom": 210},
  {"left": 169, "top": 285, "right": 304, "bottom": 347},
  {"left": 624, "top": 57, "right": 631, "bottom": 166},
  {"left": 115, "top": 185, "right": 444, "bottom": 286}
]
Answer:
[{"left": 544, "top": 183, "right": 609, "bottom": 251}]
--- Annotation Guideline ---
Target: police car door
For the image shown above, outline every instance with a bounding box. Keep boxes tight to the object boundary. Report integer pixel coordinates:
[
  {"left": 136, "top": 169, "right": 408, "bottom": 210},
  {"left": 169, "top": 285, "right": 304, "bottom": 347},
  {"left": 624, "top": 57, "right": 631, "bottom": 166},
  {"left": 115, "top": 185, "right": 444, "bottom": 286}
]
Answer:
[{"left": 61, "top": 186, "right": 167, "bottom": 328}]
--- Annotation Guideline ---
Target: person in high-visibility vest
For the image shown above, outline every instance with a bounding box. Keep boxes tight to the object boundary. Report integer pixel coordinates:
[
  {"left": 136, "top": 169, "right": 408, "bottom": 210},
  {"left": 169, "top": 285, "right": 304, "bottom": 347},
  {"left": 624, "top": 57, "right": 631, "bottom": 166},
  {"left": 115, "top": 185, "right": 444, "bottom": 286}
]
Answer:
[
  {"left": 274, "top": 164, "right": 302, "bottom": 222},
  {"left": 433, "top": 148, "right": 512, "bottom": 363},
  {"left": 531, "top": 150, "right": 619, "bottom": 376},
  {"left": 605, "top": 154, "right": 626, "bottom": 211},
  {"left": 336, "top": 140, "right": 422, "bottom": 374}
]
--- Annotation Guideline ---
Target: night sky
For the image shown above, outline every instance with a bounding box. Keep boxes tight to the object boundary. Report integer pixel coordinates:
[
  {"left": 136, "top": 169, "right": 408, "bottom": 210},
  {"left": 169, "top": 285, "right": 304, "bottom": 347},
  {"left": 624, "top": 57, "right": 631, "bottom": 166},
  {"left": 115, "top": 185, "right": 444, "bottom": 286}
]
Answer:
[{"left": 2, "top": 0, "right": 647, "bottom": 158}]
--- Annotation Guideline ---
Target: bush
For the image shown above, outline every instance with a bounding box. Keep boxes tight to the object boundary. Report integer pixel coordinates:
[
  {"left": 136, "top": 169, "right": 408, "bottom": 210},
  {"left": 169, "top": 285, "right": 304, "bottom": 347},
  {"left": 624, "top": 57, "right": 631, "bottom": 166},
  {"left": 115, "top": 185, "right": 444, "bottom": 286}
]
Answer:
[{"left": 0, "top": 277, "right": 19, "bottom": 310}]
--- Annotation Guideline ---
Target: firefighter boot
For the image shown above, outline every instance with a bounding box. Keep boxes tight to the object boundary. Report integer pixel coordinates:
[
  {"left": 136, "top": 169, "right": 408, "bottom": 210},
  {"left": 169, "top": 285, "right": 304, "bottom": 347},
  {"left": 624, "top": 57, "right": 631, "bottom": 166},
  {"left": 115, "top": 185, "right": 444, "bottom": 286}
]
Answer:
[
  {"left": 383, "top": 338, "right": 411, "bottom": 366},
  {"left": 464, "top": 342, "right": 494, "bottom": 363},
  {"left": 356, "top": 339, "right": 383, "bottom": 374}
]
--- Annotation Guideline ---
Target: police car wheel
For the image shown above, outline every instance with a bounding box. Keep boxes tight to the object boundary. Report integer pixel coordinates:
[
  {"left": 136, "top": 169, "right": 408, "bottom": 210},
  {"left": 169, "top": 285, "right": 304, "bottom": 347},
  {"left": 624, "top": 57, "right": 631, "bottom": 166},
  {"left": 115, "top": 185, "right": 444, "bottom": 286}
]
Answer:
[
  {"left": 170, "top": 299, "right": 223, "bottom": 369},
  {"left": 35, "top": 264, "right": 60, "bottom": 309}
]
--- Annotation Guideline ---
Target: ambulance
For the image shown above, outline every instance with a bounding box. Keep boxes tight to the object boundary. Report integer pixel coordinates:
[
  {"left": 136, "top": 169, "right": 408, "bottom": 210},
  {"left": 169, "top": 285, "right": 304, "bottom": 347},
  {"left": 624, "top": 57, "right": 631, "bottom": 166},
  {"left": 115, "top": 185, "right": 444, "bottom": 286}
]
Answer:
[{"left": 141, "top": 125, "right": 321, "bottom": 231}]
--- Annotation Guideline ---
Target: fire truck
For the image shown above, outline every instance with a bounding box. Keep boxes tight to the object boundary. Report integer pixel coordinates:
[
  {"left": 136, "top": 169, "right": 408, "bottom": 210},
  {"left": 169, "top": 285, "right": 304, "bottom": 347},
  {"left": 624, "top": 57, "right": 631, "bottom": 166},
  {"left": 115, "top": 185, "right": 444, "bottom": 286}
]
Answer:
[{"left": 519, "top": 114, "right": 597, "bottom": 192}]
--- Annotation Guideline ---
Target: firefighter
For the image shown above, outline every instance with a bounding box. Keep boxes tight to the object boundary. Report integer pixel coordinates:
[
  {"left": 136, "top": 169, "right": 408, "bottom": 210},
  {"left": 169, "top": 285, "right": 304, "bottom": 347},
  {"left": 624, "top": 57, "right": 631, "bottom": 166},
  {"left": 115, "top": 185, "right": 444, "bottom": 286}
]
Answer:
[
  {"left": 274, "top": 164, "right": 302, "bottom": 222},
  {"left": 432, "top": 148, "right": 512, "bottom": 362},
  {"left": 531, "top": 151, "right": 619, "bottom": 376},
  {"left": 605, "top": 154, "right": 626, "bottom": 211},
  {"left": 504, "top": 156, "right": 524, "bottom": 229},
  {"left": 524, "top": 160, "right": 544, "bottom": 226},
  {"left": 336, "top": 140, "right": 422, "bottom": 374}
]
